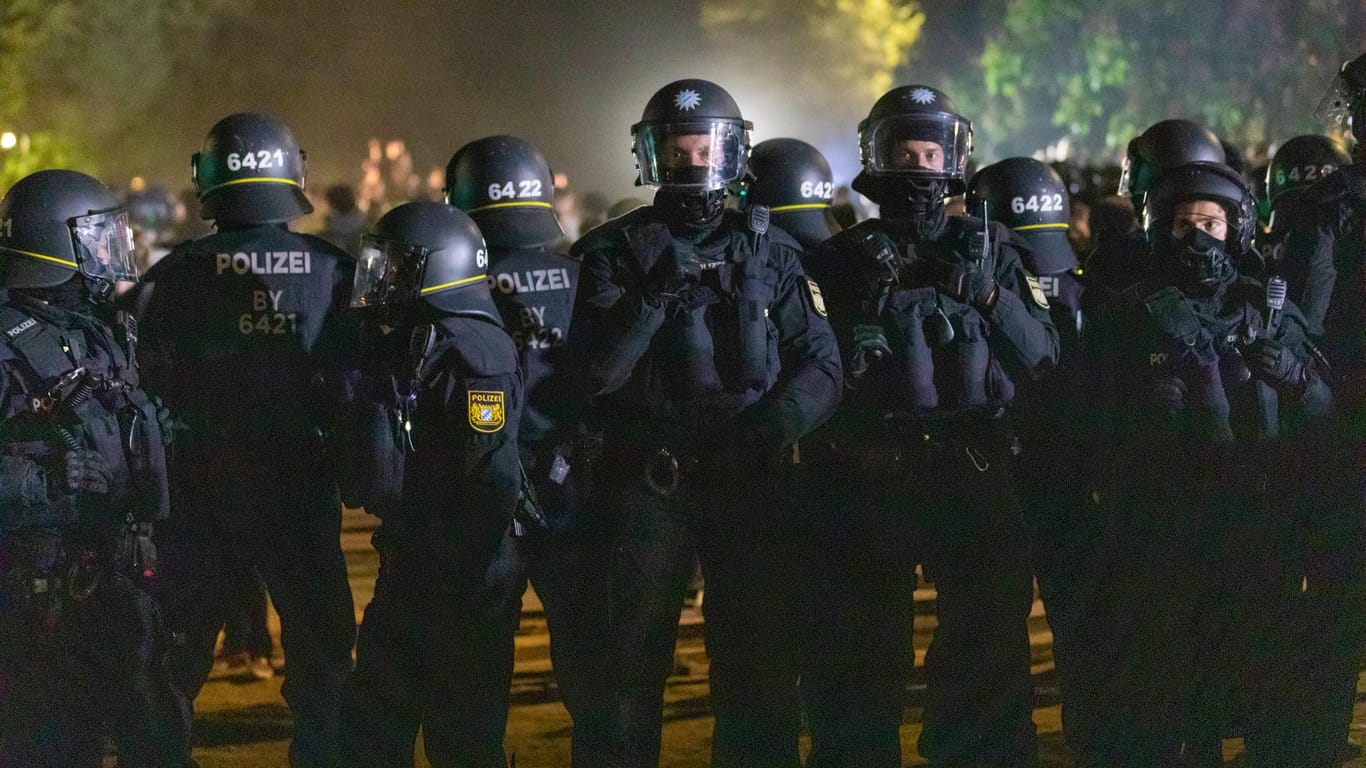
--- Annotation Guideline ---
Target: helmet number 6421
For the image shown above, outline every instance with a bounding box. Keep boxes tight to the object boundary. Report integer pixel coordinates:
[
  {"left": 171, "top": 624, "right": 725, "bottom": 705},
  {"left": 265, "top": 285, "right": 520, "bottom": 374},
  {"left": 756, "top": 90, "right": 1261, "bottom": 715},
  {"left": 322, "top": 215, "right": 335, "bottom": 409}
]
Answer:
[{"left": 227, "top": 150, "right": 286, "bottom": 172}]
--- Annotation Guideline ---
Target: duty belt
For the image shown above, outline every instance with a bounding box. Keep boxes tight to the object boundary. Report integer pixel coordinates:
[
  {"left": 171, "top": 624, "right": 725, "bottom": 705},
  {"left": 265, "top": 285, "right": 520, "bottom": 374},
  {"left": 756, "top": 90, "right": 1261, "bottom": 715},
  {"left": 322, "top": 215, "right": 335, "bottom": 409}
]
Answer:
[{"left": 879, "top": 410, "right": 1019, "bottom": 473}]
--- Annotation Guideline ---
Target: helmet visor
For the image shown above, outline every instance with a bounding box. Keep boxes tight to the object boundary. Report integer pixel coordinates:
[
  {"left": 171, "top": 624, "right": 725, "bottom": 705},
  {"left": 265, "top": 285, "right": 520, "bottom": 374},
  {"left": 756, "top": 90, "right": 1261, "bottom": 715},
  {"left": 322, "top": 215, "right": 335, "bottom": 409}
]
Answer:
[
  {"left": 1116, "top": 153, "right": 1138, "bottom": 197},
  {"left": 866, "top": 114, "right": 971, "bottom": 177},
  {"left": 71, "top": 209, "right": 137, "bottom": 282},
  {"left": 1314, "top": 70, "right": 1355, "bottom": 129},
  {"left": 635, "top": 121, "right": 748, "bottom": 190},
  {"left": 349, "top": 235, "right": 428, "bottom": 309}
]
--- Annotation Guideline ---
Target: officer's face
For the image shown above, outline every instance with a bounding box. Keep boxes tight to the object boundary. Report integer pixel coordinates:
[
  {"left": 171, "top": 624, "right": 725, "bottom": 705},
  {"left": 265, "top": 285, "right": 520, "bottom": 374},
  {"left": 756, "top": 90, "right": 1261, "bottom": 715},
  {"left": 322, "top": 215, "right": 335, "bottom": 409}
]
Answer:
[
  {"left": 891, "top": 140, "right": 945, "bottom": 171},
  {"left": 1171, "top": 199, "right": 1228, "bottom": 241},
  {"left": 660, "top": 133, "right": 713, "bottom": 171}
]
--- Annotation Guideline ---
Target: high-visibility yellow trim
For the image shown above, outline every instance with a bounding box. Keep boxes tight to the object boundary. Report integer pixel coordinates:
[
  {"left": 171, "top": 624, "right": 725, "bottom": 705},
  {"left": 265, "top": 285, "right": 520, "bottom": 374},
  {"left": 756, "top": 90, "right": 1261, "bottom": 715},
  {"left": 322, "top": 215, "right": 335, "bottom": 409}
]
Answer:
[
  {"left": 467, "top": 201, "right": 554, "bottom": 213},
  {"left": 1, "top": 247, "right": 78, "bottom": 268},
  {"left": 1013, "top": 222, "right": 1069, "bottom": 231},
  {"left": 420, "top": 274, "right": 487, "bottom": 294},
  {"left": 769, "top": 203, "right": 831, "bottom": 212},
  {"left": 200, "top": 177, "right": 304, "bottom": 196}
]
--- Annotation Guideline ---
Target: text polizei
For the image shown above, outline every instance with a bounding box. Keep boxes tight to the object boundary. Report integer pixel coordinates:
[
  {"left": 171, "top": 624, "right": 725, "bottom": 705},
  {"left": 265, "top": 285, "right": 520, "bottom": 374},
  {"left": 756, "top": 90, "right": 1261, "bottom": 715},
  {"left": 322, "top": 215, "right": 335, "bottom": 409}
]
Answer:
[
  {"left": 216, "top": 251, "right": 312, "bottom": 276},
  {"left": 488, "top": 268, "right": 572, "bottom": 295}
]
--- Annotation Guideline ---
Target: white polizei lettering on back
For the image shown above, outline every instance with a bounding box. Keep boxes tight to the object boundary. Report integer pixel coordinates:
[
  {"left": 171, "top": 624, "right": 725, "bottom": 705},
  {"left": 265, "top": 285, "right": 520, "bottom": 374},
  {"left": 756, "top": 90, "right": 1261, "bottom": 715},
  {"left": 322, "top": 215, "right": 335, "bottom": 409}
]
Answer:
[
  {"left": 492, "top": 269, "right": 571, "bottom": 295},
  {"left": 216, "top": 251, "right": 314, "bottom": 275}
]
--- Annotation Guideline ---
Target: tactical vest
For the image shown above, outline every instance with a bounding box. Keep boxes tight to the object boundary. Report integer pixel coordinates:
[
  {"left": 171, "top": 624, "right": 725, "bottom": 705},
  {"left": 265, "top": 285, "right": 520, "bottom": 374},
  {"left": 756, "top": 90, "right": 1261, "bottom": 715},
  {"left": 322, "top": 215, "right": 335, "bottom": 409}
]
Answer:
[
  {"left": 1139, "top": 279, "right": 1282, "bottom": 443},
  {"left": 0, "top": 304, "right": 169, "bottom": 528},
  {"left": 620, "top": 207, "right": 775, "bottom": 397},
  {"left": 877, "top": 216, "right": 1014, "bottom": 413}
]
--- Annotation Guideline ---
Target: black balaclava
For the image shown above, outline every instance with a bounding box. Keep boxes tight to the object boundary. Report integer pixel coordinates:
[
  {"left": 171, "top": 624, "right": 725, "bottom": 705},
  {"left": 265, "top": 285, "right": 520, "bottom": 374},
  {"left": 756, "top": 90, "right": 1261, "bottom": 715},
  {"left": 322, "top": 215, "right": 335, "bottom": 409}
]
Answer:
[
  {"left": 1155, "top": 227, "right": 1236, "bottom": 298},
  {"left": 853, "top": 171, "right": 947, "bottom": 240},
  {"left": 19, "top": 274, "right": 97, "bottom": 312},
  {"left": 654, "top": 187, "right": 727, "bottom": 236}
]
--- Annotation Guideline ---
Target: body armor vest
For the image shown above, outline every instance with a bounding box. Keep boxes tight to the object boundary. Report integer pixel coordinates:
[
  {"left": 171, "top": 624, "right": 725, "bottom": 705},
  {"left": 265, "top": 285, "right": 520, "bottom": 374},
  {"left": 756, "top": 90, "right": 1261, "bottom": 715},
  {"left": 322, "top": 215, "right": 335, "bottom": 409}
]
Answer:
[{"left": 0, "top": 303, "right": 169, "bottom": 528}]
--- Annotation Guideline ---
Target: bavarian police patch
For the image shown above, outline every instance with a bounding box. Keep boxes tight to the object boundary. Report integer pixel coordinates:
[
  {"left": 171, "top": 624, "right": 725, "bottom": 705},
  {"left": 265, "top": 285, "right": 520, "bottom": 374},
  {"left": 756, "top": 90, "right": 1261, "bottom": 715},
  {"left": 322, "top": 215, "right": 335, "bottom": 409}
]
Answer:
[
  {"left": 1025, "top": 275, "right": 1050, "bottom": 309},
  {"left": 806, "top": 279, "right": 828, "bottom": 317},
  {"left": 467, "top": 390, "right": 506, "bottom": 433}
]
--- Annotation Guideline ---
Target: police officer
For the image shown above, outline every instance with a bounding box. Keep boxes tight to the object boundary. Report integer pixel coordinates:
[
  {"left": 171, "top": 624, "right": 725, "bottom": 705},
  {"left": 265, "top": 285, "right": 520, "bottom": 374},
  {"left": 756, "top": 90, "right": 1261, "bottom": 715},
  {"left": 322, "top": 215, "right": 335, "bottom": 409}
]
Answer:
[
  {"left": 1275, "top": 52, "right": 1366, "bottom": 767},
  {"left": 0, "top": 170, "right": 194, "bottom": 767},
  {"left": 806, "top": 85, "right": 1058, "bottom": 768},
  {"left": 966, "top": 157, "right": 1098, "bottom": 754},
  {"left": 1260, "top": 134, "right": 1350, "bottom": 329},
  {"left": 336, "top": 202, "right": 524, "bottom": 768},
  {"left": 134, "top": 113, "right": 356, "bottom": 768},
  {"left": 1087, "top": 119, "right": 1228, "bottom": 298},
  {"left": 569, "top": 78, "right": 842, "bottom": 768},
  {"left": 1083, "top": 160, "right": 1331, "bottom": 767},
  {"left": 745, "top": 138, "right": 842, "bottom": 253},
  {"left": 445, "top": 134, "right": 613, "bottom": 766}
]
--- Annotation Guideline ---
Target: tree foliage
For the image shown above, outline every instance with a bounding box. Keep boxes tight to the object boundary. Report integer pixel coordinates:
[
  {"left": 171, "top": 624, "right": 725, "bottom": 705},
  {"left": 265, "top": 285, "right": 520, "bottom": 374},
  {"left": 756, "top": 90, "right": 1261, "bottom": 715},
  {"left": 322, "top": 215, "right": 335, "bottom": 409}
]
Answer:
[
  {"left": 0, "top": 0, "right": 245, "bottom": 190},
  {"left": 966, "top": 0, "right": 1362, "bottom": 162}
]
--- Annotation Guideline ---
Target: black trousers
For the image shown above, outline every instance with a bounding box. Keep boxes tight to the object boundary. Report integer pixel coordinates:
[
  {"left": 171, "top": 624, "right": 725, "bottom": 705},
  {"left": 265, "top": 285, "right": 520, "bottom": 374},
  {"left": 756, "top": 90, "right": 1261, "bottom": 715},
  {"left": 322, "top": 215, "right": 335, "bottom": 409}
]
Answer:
[
  {"left": 522, "top": 442, "right": 618, "bottom": 768},
  {"left": 1064, "top": 485, "right": 1304, "bottom": 768},
  {"left": 0, "top": 538, "right": 196, "bottom": 768},
  {"left": 802, "top": 435, "right": 1037, "bottom": 768},
  {"left": 339, "top": 522, "right": 525, "bottom": 768},
  {"left": 155, "top": 439, "right": 355, "bottom": 768},
  {"left": 606, "top": 457, "right": 805, "bottom": 768}
]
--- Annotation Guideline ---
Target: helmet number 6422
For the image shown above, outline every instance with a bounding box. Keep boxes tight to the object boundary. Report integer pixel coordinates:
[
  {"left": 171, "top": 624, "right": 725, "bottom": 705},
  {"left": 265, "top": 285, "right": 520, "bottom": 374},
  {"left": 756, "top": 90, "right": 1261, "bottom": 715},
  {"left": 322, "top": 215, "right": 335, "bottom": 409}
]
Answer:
[{"left": 1010, "top": 194, "right": 1064, "bottom": 214}]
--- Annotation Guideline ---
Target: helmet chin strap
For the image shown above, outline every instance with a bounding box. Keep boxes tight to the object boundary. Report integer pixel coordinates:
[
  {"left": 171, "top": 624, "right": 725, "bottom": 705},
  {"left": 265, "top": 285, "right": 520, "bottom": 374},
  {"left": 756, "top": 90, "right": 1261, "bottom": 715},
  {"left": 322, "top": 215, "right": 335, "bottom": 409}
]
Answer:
[{"left": 654, "top": 187, "right": 727, "bottom": 234}]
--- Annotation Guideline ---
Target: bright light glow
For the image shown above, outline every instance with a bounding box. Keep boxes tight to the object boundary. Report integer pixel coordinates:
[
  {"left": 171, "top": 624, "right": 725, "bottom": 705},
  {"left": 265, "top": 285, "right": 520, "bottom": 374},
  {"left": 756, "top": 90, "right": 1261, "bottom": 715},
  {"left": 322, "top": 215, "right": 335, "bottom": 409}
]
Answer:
[
  {"left": 129, "top": 176, "right": 146, "bottom": 191},
  {"left": 0, "top": 132, "right": 16, "bottom": 150}
]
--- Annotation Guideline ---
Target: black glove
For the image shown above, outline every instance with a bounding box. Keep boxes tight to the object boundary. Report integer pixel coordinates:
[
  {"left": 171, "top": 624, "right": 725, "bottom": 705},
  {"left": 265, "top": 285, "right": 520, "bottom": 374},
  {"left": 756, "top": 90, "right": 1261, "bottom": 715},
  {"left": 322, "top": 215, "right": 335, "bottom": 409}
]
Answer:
[
  {"left": 850, "top": 227, "right": 902, "bottom": 289},
  {"left": 846, "top": 323, "right": 892, "bottom": 380},
  {"left": 942, "top": 259, "right": 999, "bottom": 313},
  {"left": 60, "top": 448, "right": 112, "bottom": 496},
  {"left": 1151, "top": 375, "right": 1188, "bottom": 414},
  {"left": 646, "top": 240, "right": 703, "bottom": 305},
  {"left": 1244, "top": 338, "right": 1308, "bottom": 392},
  {"left": 722, "top": 403, "right": 791, "bottom": 474}
]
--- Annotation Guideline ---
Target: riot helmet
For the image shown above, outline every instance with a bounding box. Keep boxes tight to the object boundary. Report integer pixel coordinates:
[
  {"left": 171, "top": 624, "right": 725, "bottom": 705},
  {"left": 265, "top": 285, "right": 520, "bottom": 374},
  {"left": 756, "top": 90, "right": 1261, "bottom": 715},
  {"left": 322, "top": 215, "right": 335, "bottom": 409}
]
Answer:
[
  {"left": 967, "top": 157, "right": 1075, "bottom": 274},
  {"left": 0, "top": 169, "right": 137, "bottom": 300},
  {"left": 1266, "top": 135, "right": 1349, "bottom": 208},
  {"left": 854, "top": 85, "right": 973, "bottom": 207},
  {"left": 746, "top": 138, "right": 840, "bottom": 246},
  {"left": 445, "top": 135, "right": 563, "bottom": 249},
  {"left": 350, "top": 201, "right": 500, "bottom": 324},
  {"left": 1117, "top": 119, "right": 1225, "bottom": 210},
  {"left": 632, "top": 79, "right": 751, "bottom": 231},
  {"left": 1143, "top": 162, "right": 1253, "bottom": 293},
  {"left": 192, "top": 112, "right": 312, "bottom": 225},
  {"left": 1315, "top": 52, "right": 1366, "bottom": 142}
]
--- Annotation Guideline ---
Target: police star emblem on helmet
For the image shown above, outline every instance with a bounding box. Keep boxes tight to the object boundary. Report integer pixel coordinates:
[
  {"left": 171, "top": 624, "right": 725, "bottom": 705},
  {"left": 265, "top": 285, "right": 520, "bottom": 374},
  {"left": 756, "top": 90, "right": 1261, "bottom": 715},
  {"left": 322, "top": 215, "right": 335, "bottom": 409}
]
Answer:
[
  {"left": 674, "top": 89, "right": 702, "bottom": 111},
  {"left": 910, "top": 88, "right": 936, "bottom": 105}
]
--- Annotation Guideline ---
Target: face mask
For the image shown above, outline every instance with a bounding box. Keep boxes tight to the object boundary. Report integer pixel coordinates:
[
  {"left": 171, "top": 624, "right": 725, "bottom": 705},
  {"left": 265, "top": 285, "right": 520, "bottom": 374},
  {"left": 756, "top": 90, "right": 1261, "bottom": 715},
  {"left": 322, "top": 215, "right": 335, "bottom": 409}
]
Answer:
[
  {"left": 1173, "top": 228, "right": 1232, "bottom": 293},
  {"left": 654, "top": 187, "right": 726, "bottom": 234},
  {"left": 853, "top": 172, "right": 947, "bottom": 233}
]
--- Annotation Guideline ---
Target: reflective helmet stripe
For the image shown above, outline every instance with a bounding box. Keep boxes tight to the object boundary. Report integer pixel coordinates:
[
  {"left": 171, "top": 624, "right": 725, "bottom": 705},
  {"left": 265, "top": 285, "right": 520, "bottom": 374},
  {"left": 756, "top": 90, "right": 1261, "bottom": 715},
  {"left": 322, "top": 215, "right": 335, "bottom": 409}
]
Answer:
[
  {"left": 768, "top": 203, "right": 831, "bottom": 212},
  {"left": 465, "top": 201, "right": 554, "bottom": 214},
  {"left": 198, "top": 176, "right": 305, "bottom": 197},
  {"left": 1013, "top": 222, "right": 1069, "bottom": 231},
  {"left": 420, "top": 274, "right": 487, "bottom": 294},
  {"left": 0, "top": 247, "right": 78, "bottom": 269}
]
